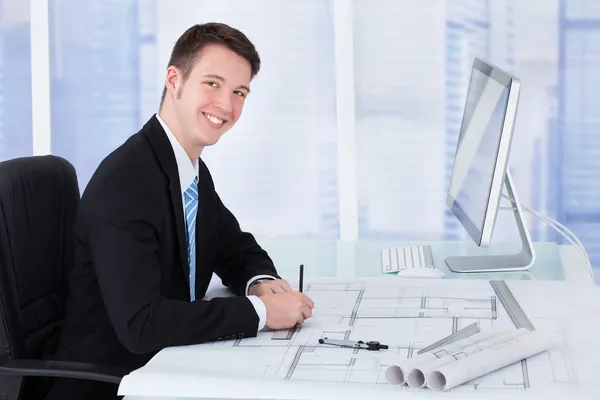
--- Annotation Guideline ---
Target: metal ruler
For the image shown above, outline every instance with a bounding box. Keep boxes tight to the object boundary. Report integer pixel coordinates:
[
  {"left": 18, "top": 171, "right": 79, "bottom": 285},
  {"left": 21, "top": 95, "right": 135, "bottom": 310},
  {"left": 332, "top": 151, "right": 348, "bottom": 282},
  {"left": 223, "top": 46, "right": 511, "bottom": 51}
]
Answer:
[
  {"left": 490, "top": 280, "right": 535, "bottom": 331},
  {"left": 417, "top": 322, "right": 481, "bottom": 354}
]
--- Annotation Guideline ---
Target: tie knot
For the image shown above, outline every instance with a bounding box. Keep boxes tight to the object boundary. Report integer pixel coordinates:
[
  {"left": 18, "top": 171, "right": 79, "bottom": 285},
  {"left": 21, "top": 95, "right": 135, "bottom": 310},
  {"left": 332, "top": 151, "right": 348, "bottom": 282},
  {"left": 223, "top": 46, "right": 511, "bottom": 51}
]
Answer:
[{"left": 185, "top": 177, "right": 198, "bottom": 201}]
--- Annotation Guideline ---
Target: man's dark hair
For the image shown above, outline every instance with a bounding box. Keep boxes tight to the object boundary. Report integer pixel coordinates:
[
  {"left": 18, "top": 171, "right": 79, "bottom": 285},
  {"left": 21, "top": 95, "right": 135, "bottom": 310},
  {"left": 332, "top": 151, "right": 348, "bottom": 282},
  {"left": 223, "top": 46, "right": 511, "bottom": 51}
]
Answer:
[{"left": 160, "top": 22, "right": 261, "bottom": 106}]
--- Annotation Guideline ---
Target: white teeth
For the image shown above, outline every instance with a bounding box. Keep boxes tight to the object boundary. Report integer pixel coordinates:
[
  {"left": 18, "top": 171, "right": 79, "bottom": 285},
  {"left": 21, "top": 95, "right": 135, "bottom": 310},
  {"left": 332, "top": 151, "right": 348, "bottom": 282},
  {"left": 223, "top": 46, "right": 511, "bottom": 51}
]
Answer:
[{"left": 204, "top": 113, "right": 224, "bottom": 125}]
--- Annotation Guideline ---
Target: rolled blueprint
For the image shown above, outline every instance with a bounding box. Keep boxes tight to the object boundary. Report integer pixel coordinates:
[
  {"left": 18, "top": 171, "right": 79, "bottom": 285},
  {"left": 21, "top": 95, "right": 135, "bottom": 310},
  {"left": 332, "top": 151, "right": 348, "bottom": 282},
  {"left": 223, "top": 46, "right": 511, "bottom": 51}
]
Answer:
[
  {"left": 406, "top": 327, "right": 529, "bottom": 389},
  {"left": 427, "top": 329, "right": 553, "bottom": 392},
  {"left": 385, "top": 326, "right": 509, "bottom": 385}
]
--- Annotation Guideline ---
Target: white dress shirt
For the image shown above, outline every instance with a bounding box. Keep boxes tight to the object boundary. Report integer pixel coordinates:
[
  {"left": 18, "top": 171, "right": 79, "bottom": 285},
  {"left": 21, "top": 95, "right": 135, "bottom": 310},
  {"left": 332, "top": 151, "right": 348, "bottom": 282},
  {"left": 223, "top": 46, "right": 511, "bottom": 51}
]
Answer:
[{"left": 156, "top": 113, "right": 271, "bottom": 331}]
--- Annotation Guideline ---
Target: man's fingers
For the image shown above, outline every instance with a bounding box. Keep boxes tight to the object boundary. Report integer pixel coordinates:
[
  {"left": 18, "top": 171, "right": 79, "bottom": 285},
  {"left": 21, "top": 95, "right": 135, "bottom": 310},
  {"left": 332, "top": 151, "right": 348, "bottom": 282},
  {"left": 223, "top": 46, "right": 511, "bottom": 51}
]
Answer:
[
  {"left": 265, "top": 282, "right": 283, "bottom": 293},
  {"left": 301, "top": 305, "right": 312, "bottom": 320},
  {"left": 278, "top": 280, "right": 294, "bottom": 292},
  {"left": 292, "top": 292, "right": 314, "bottom": 309},
  {"left": 262, "top": 279, "right": 292, "bottom": 294},
  {"left": 298, "top": 293, "right": 315, "bottom": 309}
]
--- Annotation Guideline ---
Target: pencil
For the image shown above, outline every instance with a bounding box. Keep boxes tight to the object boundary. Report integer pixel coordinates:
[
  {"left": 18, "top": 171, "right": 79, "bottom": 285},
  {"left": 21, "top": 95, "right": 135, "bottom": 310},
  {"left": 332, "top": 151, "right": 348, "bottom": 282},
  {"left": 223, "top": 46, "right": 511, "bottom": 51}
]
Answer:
[{"left": 299, "top": 264, "right": 304, "bottom": 293}]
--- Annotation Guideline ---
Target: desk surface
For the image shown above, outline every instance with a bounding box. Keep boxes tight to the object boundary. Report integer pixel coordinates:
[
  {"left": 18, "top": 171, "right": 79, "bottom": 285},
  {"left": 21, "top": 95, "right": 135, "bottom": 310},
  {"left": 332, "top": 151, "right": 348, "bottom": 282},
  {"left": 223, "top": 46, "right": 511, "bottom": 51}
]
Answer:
[
  {"left": 124, "top": 239, "right": 595, "bottom": 400},
  {"left": 255, "top": 238, "right": 594, "bottom": 286}
]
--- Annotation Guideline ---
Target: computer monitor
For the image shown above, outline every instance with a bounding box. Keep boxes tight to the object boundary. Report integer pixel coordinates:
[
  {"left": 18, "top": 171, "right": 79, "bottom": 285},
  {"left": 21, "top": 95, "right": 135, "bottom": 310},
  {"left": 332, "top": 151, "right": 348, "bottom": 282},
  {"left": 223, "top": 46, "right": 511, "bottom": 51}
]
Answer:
[{"left": 445, "top": 58, "right": 535, "bottom": 273}]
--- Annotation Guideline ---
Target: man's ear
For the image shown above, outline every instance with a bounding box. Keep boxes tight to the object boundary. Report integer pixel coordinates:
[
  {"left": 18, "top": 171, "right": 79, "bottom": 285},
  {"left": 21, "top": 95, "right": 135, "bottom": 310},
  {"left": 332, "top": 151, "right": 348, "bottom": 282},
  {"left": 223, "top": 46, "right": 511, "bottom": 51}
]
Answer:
[{"left": 165, "top": 66, "right": 180, "bottom": 99}]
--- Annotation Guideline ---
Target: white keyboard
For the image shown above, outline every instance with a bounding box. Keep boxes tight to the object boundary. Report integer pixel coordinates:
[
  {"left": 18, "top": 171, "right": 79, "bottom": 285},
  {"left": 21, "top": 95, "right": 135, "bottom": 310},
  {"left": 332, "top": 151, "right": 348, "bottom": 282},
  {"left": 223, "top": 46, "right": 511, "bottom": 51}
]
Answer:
[{"left": 381, "top": 245, "right": 443, "bottom": 277}]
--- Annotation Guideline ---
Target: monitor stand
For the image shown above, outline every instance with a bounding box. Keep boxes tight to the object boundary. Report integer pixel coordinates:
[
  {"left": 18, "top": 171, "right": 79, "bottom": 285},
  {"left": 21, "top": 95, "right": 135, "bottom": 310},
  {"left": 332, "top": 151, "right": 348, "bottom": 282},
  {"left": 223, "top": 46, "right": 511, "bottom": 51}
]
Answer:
[{"left": 445, "top": 170, "right": 536, "bottom": 273}]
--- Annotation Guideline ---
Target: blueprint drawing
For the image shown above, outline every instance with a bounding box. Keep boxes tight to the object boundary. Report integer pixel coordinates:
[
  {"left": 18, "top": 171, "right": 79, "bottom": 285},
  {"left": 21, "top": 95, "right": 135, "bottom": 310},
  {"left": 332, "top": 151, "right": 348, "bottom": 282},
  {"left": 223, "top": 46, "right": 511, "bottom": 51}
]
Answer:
[
  {"left": 183, "top": 278, "right": 570, "bottom": 391},
  {"left": 118, "top": 277, "right": 591, "bottom": 399}
]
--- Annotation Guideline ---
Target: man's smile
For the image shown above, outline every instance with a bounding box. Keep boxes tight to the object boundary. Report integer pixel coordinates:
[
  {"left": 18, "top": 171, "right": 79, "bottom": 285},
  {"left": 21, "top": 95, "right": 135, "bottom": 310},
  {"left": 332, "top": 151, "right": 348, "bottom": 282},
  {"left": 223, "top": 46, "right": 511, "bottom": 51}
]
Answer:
[{"left": 202, "top": 112, "right": 227, "bottom": 127}]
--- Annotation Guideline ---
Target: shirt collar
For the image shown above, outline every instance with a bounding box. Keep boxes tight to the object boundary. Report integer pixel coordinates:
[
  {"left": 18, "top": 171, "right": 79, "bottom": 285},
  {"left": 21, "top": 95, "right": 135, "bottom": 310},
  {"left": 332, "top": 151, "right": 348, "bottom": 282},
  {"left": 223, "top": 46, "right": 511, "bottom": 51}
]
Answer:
[{"left": 156, "top": 113, "right": 198, "bottom": 195}]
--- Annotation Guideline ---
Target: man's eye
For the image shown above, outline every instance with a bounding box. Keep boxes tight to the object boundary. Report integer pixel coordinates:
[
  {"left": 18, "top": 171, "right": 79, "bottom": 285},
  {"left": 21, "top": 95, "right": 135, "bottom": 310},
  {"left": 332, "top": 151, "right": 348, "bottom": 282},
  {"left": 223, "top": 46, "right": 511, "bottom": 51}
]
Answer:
[
  {"left": 206, "top": 81, "right": 218, "bottom": 87},
  {"left": 234, "top": 90, "right": 246, "bottom": 98}
]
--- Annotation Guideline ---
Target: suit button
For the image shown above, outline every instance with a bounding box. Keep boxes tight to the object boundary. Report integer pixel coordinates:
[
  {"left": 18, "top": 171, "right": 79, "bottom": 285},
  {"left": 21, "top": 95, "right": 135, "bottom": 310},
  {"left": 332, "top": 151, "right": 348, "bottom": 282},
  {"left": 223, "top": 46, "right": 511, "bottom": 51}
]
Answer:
[
  {"left": 224, "top": 335, "right": 231, "bottom": 340},
  {"left": 217, "top": 337, "right": 223, "bottom": 340},
  {"left": 239, "top": 333, "right": 244, "bottom": 338}
]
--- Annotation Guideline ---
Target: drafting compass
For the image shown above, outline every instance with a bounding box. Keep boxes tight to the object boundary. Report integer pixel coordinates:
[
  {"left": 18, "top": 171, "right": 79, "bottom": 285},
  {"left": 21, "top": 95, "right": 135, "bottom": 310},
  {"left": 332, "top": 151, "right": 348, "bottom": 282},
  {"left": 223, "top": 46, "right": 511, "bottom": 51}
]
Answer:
[{"left": 318, "top": 337, "right": 388, "bottom": 351}]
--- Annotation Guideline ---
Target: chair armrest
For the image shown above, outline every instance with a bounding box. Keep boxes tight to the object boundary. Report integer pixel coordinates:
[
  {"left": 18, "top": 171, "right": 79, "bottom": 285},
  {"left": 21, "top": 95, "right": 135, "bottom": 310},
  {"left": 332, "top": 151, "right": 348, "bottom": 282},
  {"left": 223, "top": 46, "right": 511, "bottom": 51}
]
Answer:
[{"left": 0, "top": 359, "right": 128, "bottom": 384}]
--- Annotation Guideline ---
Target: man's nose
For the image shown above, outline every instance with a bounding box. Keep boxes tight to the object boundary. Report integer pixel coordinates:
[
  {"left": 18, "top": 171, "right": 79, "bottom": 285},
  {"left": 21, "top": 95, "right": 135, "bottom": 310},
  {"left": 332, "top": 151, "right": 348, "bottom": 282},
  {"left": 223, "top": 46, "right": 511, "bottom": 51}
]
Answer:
[{"left": 214, "top": 89, "right": 233, "bottom": 115}]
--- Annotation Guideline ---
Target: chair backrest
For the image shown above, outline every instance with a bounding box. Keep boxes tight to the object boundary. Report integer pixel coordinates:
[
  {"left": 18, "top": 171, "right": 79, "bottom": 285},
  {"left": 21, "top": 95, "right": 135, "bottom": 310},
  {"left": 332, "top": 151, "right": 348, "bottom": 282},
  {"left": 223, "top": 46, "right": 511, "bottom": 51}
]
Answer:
[{"left": 0, "top": 155, "right": 79, "bottom": 365}]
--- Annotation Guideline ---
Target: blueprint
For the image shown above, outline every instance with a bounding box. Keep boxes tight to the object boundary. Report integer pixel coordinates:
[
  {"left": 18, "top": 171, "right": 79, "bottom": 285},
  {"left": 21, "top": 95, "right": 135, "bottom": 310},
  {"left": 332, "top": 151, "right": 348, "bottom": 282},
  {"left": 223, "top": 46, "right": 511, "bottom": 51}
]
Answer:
[{"left": 117, "top": 277, "right": 600, "bottom": 399}]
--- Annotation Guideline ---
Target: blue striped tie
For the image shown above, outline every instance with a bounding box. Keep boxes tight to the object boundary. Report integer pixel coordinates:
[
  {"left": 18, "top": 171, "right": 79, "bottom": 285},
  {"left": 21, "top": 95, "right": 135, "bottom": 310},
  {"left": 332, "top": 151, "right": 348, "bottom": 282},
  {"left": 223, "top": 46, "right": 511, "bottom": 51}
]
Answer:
[{"left": 184, "top": 176, "right": 199, "bottom": 301}]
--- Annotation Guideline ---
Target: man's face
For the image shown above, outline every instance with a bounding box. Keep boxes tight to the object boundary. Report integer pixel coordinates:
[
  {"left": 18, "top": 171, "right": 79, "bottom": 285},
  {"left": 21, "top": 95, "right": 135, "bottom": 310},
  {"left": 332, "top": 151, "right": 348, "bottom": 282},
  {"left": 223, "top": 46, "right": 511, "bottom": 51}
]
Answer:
[{"left": 170, "top": 44, "right": 252, "bottom": 148}]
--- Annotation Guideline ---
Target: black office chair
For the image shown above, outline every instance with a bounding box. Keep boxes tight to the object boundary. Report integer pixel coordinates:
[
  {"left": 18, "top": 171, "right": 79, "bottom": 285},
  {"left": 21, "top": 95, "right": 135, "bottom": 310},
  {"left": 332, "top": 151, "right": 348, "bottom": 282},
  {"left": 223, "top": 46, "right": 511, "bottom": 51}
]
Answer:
[{"left": 0, "top": 156, "right": 126, "bottom": 400}]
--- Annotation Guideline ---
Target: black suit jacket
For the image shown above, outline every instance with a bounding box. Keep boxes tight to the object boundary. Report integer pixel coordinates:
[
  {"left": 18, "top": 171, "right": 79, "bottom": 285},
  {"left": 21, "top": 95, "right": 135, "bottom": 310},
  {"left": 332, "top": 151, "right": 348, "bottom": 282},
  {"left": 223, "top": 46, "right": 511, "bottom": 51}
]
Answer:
[{"left": 45, "top": 115, "right": 279, "bottom": 399}]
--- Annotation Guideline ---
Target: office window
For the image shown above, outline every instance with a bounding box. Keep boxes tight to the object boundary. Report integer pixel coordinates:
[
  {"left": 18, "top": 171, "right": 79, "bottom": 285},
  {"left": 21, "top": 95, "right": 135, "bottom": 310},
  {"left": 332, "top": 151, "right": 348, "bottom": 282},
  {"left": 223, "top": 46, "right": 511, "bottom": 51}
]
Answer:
[
  {"left": 48, "top": 0, "right": 339, "bottom": 238},
  {"left": 559, "top": 6, "right": 600, "bottom": 273},
  {"left": 353, "top": 0, "right": 449, "bottom": 240},
  {"left": 565, "top": 0, "right": 600, "bottom": 19},
  {"left": 27, "top": 0, "right": 600, "bottom": 278},
  {"left": 351, "top": 0, "right": 554, "bottom": 246},
  {"left": 0, "top": 0, "right": 33, "bottom": 160},
  {"left": 49, "top": 0, "right": 156, "bottom": 188}
]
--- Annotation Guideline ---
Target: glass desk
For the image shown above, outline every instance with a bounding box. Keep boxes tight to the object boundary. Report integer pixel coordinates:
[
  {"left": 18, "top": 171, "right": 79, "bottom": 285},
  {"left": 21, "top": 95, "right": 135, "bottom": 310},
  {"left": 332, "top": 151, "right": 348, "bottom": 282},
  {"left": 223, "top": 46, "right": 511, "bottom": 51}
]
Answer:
[
  {"left": 254, "top": 238, "right": 593, "bottom": 285},
  {"left": 123, "top": 239, "right": 594, "bottom": 400}
]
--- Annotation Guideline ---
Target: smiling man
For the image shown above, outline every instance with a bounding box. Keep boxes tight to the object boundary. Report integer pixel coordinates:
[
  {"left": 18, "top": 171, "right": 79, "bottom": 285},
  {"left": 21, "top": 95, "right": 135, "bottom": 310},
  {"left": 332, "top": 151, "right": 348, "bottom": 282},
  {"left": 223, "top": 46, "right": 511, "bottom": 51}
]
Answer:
[{"left": 45, "top": 23, "right": 314, "bottom": 400}]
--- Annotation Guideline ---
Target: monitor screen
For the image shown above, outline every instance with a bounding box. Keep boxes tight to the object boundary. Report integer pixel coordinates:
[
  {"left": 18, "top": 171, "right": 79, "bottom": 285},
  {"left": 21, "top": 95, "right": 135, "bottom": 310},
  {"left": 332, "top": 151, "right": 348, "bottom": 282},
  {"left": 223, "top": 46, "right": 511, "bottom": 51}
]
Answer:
[{"left": 447, "top": 60, "right": 515, "bottom": 246}]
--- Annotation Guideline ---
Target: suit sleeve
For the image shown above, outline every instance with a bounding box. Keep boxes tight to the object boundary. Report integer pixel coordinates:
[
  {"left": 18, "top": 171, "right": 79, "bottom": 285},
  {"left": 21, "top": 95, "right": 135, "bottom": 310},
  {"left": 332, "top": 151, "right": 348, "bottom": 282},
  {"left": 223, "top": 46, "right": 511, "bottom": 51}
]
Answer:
[
  {"left": 213, "top": 192, "right": 281, "bottom": 296},
  {"left": 83, "top": 183, "right": 260, "bottom": 355}
]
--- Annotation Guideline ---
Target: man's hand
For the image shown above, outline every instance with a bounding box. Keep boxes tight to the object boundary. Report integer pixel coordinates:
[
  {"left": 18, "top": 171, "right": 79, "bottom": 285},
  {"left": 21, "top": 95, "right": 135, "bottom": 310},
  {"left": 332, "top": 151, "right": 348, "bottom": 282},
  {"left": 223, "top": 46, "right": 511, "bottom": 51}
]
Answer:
[
  {"left": 248, "top": 279, "right": 294, "bottom": 296},
  {"left": 259, "top": 292, "right": 315, "bottom": 330}
]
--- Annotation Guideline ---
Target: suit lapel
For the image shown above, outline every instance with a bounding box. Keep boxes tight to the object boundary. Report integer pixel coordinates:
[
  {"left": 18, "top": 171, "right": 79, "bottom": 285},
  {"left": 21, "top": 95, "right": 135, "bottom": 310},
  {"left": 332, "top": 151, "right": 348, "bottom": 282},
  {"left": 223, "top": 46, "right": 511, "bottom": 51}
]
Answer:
[
  {"left": 193, "top": 160, "right": 210, "bottom": 298},
  {"left": 169, "top": 175, "right": 190, "bottom": 287},
  {"left": 143, "top": 115, "right": 190, "bottom": 288}
]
